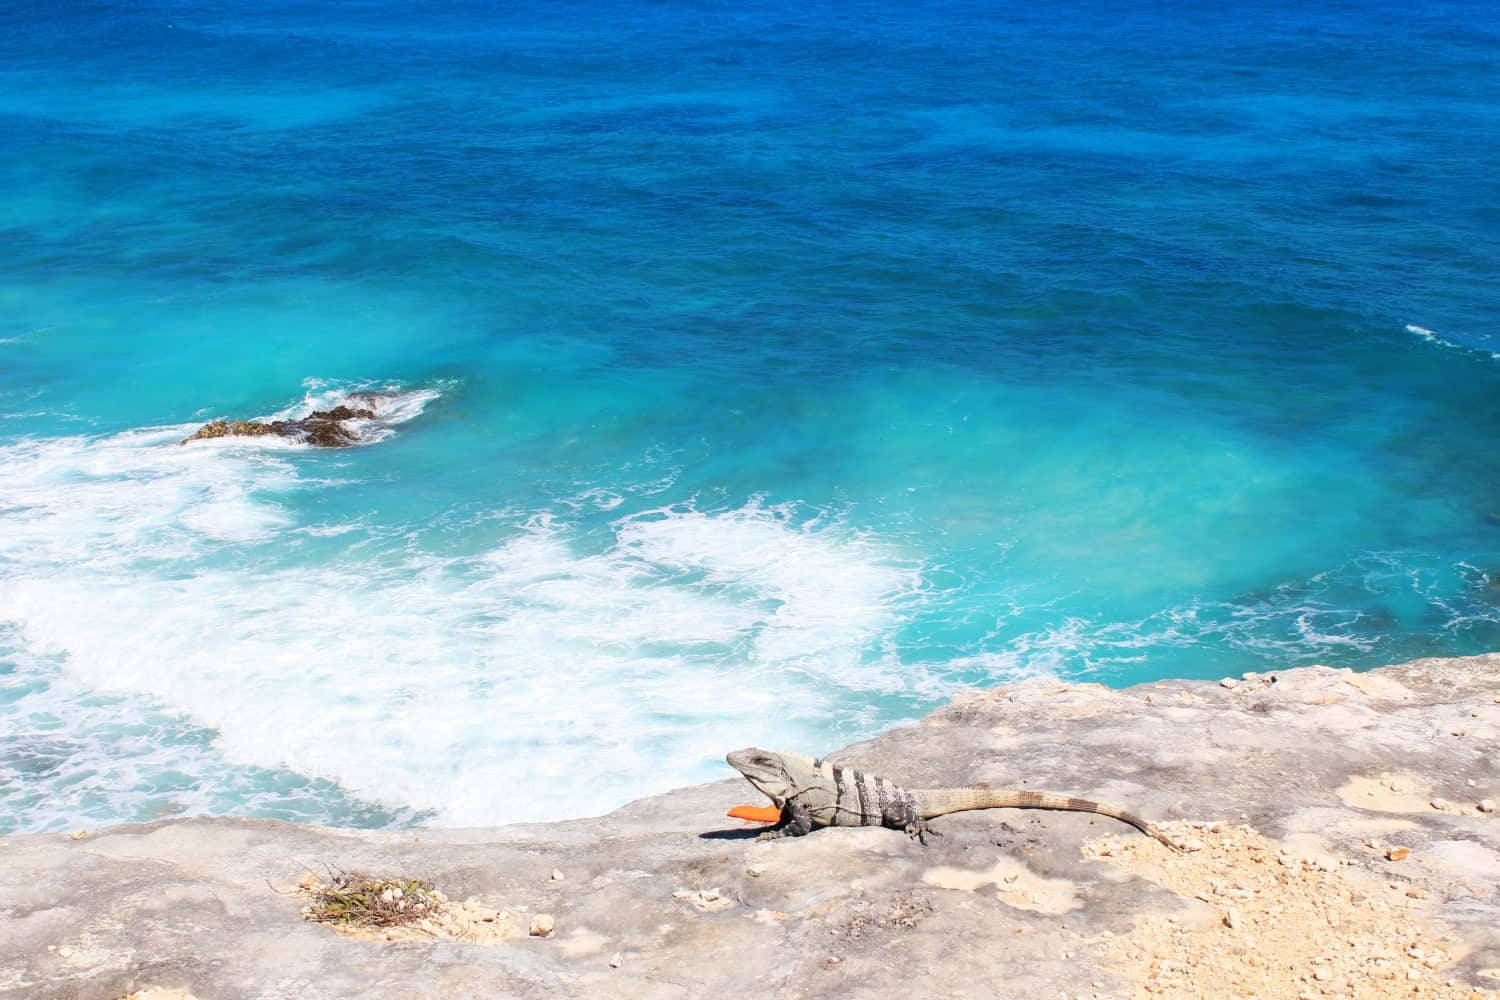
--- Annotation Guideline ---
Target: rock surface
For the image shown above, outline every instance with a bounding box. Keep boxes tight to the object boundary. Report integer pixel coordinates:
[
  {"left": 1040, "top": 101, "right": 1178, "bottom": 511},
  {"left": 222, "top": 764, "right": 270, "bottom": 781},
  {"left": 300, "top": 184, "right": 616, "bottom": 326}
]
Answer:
[{"left": 3, "top": 654, "right": 1500, "bottom": 999}]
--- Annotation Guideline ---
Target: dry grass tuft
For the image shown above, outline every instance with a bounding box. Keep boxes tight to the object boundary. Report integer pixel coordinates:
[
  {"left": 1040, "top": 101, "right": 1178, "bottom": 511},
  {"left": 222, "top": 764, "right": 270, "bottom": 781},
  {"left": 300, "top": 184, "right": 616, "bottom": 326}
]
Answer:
[
  {"left": 294, "top": 868, "right": 520, "bottom": 944},
  {"left": 302, "top": 870, "right": 442, "bottom": 930}
]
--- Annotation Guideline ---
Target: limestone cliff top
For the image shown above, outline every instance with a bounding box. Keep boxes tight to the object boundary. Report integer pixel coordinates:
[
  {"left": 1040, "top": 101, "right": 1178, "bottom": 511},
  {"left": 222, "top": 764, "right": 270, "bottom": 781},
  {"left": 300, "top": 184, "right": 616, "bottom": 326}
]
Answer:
[{"left": 4, "top": 654, "right": 1499, "bottom": 999}]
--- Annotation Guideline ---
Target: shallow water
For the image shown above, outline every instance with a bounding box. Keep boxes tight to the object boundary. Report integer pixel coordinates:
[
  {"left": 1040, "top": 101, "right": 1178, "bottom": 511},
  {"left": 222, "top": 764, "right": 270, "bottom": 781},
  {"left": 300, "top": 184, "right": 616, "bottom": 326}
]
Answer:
[{"left": 2, "top": 0, "right": 1498, "bottom": 832}]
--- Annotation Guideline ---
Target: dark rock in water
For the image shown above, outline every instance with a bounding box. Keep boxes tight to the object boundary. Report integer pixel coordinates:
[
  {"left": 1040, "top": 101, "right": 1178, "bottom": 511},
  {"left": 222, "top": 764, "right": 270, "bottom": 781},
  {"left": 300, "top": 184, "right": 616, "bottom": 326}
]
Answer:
[
  {"left": 343, "top": 392, "right": 389, "bottom": 411},
  {"left": 180, "top": 420, "right": 283, "bottom": 443},
  {"left": 315, "top": 405, "right": 376, "bottom": 422},
  {"left": 181, "top": 400, "right": 384, "bottom": 447},
  {"left": 298, "top": 408, "right": 367, "bottom": 447}
]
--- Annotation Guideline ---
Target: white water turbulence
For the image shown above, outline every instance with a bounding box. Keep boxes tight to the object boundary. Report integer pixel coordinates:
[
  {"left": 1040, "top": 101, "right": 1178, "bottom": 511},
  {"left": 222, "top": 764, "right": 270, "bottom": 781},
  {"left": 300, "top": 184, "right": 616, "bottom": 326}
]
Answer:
[
  {"left": 1405, "top": 323, "right": 1500, "bottom": 361},
  {"left": 0, "top": 387, "right": 944, "bottom": 832}
]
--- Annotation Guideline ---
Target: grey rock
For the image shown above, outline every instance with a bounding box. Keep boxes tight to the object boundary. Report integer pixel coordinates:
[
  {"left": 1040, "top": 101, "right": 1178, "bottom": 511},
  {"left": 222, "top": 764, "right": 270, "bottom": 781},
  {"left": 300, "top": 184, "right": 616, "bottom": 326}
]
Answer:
[{"left": 2, "top": 653, "right": 1499, "bottom": 999}]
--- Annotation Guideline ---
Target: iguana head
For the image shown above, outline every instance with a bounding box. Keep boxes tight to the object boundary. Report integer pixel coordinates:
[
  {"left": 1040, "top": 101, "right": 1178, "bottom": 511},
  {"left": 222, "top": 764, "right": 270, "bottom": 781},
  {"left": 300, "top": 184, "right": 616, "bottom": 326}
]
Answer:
[{"left": 726, "top": 747, "right": 796, "bottom": 806}]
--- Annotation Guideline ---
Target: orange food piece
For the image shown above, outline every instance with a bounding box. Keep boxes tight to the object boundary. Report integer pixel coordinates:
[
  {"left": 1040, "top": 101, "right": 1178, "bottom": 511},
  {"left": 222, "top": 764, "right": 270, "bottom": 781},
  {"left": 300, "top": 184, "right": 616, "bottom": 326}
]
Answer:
[{"left": 727, "top": 804, "right": 782, "bottom": 824}]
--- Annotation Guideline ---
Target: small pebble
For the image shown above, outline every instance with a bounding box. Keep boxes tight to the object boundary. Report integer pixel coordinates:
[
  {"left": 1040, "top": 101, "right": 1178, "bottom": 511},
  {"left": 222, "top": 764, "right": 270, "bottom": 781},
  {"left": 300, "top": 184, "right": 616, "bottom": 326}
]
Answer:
[
  {"left": 550, "top": 869, "right": 565, "bottom": 882},
  {"left": 1386, "top": 846, "right": 1411, "bottom": 862},
  {"left": 1314, "top": 967, "right": 1333, "bottom": 982},
  {"left": 529, "top": 914, "right": 555, "bottom": 937},
  {"left": 1478, "top": 800, "right": 1495, "bottom": 814},
  {"left": 69, "top": 829, "right": 87, "bottom": 841},
  {"left": 1430, "top": 798, "right": 1450, "bottom": 811},
  {"left": 1223, "top": 907, "right": 1242, "bottom": 930},
  {"left": 609, "top": 952, "right": 623, "bottom": 969},
  {"left": 1219, "top": 677, "right": 1239, "bottom": 689}
]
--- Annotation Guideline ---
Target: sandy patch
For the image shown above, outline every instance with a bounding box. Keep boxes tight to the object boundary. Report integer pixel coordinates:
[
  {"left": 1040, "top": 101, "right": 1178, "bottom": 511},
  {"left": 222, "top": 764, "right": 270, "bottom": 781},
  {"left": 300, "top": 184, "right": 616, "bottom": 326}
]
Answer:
[
  {"left": 1340, "top": 673, "right": 1415, "bottom": 701},
  {"left": 556, "top": 926, "right": 611, "bottom": 957},
  {"left": 298, "top": 875, "right": 518, "bottom": 945},
  {"left": 1425, "top": 840, "right": 1500, "bottom": 881},
  {"left": 321, "top": 894, "right": 518, "bottom": 944},
  {"left": 1083, "top": 821, "right": 1490, "bottom": 999},
  {"left": 1338, "top": 772, "right": 1439, "bottom": 814},
  {"left": 922, "top": 859, "right": 1080, "bottom": 914}
]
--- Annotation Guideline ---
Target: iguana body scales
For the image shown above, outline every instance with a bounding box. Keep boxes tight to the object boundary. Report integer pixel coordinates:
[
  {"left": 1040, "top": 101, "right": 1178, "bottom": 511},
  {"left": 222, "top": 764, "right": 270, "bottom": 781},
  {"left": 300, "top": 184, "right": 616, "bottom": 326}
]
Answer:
[{"left": 726, "top": 747, "right": 1176, "bottom": 848}]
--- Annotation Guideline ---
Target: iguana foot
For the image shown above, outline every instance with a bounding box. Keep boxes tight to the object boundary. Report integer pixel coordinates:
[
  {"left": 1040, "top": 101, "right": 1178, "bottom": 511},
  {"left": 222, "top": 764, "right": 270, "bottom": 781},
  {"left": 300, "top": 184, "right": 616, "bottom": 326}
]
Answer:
[{"left": 905, "top": 820, "right": 941, "bottom": 845}]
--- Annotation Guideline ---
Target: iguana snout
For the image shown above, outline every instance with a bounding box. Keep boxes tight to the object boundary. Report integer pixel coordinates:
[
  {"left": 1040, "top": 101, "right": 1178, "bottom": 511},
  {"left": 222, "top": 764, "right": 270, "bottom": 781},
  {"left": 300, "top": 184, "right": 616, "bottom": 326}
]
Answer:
[{"left": 726, "top": 747, "right": 793, "bottom": 805}]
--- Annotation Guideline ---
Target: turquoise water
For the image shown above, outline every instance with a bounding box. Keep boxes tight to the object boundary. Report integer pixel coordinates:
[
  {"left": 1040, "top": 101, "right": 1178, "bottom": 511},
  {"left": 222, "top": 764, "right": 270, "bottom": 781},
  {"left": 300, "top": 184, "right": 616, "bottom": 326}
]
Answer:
[{"left": 2, "top": 0, "right": 1499, "bottom": 832}]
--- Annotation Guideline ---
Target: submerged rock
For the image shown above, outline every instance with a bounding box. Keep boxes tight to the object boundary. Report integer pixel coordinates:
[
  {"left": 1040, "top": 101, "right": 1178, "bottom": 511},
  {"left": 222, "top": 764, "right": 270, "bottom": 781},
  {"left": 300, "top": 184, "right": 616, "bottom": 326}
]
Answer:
[{"left": 181, "top": 400, "right": 385, "bottom": 448}]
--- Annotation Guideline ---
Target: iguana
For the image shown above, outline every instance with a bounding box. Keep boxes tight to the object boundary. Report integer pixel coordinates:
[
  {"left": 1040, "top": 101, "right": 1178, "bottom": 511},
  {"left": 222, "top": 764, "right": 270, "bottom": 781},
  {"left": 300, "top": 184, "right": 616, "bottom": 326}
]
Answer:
[{"left": 726, "top": 747, "right": 1177, "bottom": 848}]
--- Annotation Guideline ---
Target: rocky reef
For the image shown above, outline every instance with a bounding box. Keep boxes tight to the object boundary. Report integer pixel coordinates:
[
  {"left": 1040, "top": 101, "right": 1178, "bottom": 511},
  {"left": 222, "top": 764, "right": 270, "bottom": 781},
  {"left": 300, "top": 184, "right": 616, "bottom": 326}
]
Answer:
[
  {"left": 180, "top": 394, "right": 392, "bottom": 448},
  {"left": 3, "top": 654, "right": 1499, "bottom": 999}
]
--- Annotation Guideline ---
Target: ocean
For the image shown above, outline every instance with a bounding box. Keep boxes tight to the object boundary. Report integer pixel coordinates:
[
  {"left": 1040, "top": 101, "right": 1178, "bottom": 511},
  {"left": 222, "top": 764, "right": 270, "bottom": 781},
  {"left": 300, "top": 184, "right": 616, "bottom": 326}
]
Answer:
[{"left": 2, "top": 0, "right": 1498, "bottom": 833}]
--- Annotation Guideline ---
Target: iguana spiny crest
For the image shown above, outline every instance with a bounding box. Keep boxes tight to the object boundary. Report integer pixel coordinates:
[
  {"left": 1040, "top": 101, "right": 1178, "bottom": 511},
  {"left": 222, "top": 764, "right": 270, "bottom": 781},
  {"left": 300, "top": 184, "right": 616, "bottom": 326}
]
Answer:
[{"left": 726, "top": 747, "right": 1177, "bottom": 849}]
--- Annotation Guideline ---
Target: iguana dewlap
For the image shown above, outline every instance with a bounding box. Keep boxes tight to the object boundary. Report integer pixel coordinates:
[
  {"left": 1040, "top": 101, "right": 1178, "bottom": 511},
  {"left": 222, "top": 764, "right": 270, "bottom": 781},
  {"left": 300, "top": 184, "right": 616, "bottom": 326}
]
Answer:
[
  {"left": 726, "top": 747, "right": 1177, "bottom": 848},
  {"left": 727, "top": 804, "right": 782, "bottom": 824}
]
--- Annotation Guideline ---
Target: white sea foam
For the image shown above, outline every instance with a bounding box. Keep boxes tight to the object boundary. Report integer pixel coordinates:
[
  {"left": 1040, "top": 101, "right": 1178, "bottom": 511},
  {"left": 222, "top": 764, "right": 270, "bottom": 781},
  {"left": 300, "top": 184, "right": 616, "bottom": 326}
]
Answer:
[
  {"left": 0, "top": 400, "right": 941, "bottom": 829},
  {"left": 10, "top": 382, "right": 1476, "bottom": 832},
  {"left": 1405, "top": 323, "right": 1500, "bottom": 361}
]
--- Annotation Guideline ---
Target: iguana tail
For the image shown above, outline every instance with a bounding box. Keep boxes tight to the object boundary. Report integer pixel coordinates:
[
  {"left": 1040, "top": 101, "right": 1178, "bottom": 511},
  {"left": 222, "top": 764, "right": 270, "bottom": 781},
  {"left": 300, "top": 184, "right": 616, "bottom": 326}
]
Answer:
[{"left": 915, "top": 786, "right": 1177, "bottom": 848}]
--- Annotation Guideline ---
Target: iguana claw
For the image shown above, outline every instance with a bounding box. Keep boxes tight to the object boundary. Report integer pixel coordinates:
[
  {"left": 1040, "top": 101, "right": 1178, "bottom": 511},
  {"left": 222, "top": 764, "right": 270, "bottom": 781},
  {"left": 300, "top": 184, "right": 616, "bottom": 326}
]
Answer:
[{"left": 905, "top": 821, "right": 940, "bottom": 845}]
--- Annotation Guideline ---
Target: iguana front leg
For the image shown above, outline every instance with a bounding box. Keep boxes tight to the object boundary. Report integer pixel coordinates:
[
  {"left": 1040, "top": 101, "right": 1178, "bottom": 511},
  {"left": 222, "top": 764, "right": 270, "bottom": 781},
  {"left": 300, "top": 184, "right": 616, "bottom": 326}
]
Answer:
[{"left": 756, "top": 802, "right": 814, "bottom": 842}]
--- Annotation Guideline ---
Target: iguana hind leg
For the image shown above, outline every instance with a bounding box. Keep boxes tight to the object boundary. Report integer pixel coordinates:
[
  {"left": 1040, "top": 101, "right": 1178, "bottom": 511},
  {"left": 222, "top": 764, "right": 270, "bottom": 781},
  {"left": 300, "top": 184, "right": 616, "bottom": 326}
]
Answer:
[
  {"left": 905, "top": 819, "right": 941, "bottom": 845},
  {"left": 883, "top": 792, "right": 940, "bottom": 845}
]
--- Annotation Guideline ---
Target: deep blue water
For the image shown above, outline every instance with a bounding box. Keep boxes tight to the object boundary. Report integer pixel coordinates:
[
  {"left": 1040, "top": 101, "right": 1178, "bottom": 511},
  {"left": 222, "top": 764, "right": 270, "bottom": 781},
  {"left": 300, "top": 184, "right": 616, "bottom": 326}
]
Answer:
[{"left": 2, "top": 0, "right": 1499, "bottom": 832}]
